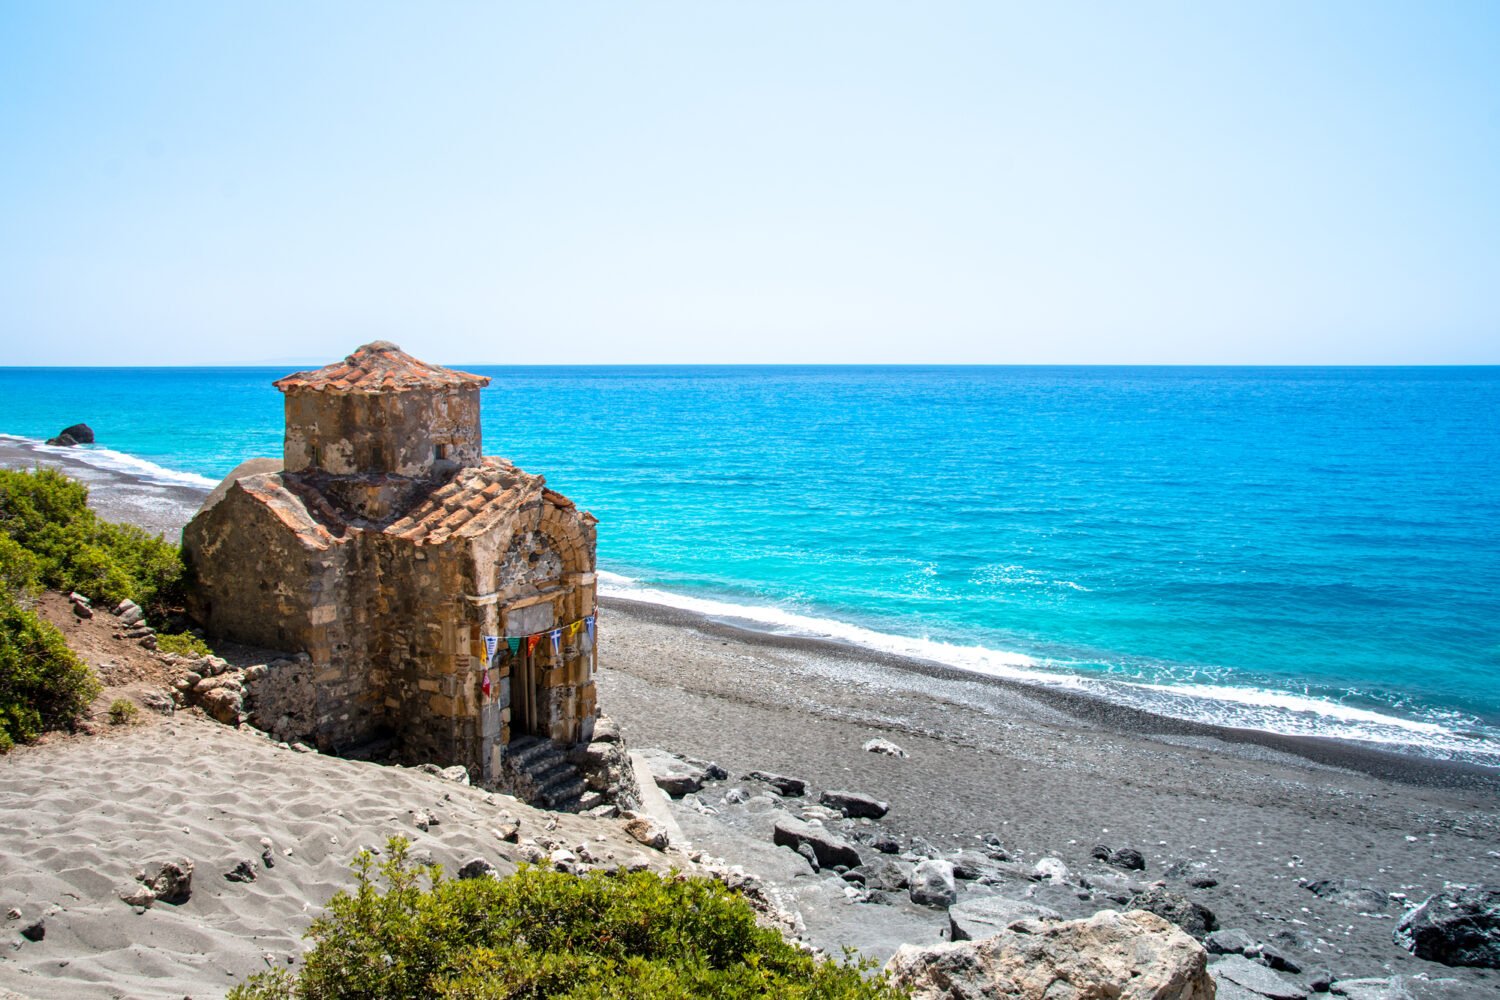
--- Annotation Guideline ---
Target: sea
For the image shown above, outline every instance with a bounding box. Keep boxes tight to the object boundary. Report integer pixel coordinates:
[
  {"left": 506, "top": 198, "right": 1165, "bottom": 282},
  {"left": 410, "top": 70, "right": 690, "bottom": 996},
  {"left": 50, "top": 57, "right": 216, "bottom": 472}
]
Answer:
[{"left": 3, "top": 365, "right": 1498, "bottom": 767}]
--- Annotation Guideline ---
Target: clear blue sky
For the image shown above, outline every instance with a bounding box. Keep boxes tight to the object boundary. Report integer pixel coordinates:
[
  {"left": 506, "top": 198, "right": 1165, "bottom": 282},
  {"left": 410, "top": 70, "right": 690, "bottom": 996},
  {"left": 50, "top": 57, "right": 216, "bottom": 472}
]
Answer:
[{"left": 2, "top": 2, "right": 1496, "bottom": 365}]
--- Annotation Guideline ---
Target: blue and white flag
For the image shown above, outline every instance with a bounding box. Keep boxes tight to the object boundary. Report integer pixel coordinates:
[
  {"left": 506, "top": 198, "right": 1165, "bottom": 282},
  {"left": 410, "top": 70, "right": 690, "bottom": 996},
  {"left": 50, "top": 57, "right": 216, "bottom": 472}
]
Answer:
[
  {"left": 482, "top": 635, "right": 499, "bottom": 660},
  {"left": 584, "top": 615, "right": 596, "bottom": 643},
  {"left": 549, "top": 628, "right": 562, "bottom": 658}
]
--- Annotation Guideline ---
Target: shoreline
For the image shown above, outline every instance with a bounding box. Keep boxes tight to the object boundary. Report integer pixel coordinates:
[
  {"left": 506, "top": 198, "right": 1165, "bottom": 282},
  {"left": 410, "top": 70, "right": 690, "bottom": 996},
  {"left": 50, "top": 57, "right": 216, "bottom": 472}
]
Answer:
[
  {"left": 3, "top": 432, "right": 1496, "bottom": 778},
  {"left": 4, "top": 435, "right": 1499, "bottom": 994},
  {"left": 601, "top": 596, "right": 1500, "bottom": 793}
]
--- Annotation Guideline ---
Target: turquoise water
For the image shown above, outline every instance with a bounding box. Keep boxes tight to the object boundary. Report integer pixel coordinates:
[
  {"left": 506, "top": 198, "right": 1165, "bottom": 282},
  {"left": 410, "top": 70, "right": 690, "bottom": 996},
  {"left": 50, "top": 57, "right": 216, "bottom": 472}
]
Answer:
[{"left": 4, "top": 365, "right": 1498, "bottom": 763}]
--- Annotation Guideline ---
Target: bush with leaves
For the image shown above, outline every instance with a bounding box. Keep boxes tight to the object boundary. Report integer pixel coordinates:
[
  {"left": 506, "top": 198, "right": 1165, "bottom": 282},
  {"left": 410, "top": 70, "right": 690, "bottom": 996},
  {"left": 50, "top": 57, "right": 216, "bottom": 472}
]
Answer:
[
  {"left": 230, "top": 837, "right": 908, "bottom": 1000},
  {"left": 0, "top": 593, "right": 99, "bottom": 748},
  {"left": 155, "top": 631, "right": 213, "bottom": 657},
  {"left": 0, "top": 467, "right": 185, "bottom": 618}
]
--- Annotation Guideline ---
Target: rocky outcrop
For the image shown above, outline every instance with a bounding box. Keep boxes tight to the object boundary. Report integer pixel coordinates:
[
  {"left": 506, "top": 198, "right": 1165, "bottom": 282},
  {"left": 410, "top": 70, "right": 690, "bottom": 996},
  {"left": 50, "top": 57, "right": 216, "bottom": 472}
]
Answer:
[
  {"left": 46, "top": 423, "right": 94, "bottom": 446},
  {"left": 744, "top": 770, "right": 806, "bottom": 797},
  {"left": 1392, "top": 887, "right": 1500, "bottom": 968},
  {"left": 909, "top": 859, "right": 959, "bottom": 908},
  {"left": 949, "top": 896, "right": 1058, "bottom": 941},
  {"left": 1132, "top": 885, "right": 1218, "bottom": 939},
  {"left": 887, "top": 909, "right": 1213, "bottom": 1000},
  {"left": 771, "top": 817, "right": 861, "bottom": 870},
  {"left": 819, "top": 789, "right": 889, "bottom": 819},
  {"left": 863, "top": 737, "right": 908, "bottom": 758}
]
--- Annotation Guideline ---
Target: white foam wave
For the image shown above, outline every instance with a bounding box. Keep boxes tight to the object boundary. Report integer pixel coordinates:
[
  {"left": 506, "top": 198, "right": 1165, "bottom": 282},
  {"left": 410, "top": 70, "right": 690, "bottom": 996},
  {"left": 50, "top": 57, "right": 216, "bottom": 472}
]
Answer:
[
  {"left": 0, "top": 434, "right": 218, "bottom": 490},
  {"left": 599, "top": 570, "right": 1499, "bottom": 766}
]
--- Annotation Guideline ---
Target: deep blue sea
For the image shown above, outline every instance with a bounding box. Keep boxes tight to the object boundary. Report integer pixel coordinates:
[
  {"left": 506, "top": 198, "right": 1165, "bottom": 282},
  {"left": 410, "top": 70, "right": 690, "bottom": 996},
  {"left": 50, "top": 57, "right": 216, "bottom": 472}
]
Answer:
[{"left": 4, "top": 365, "right": 1498, "bottom": 765}]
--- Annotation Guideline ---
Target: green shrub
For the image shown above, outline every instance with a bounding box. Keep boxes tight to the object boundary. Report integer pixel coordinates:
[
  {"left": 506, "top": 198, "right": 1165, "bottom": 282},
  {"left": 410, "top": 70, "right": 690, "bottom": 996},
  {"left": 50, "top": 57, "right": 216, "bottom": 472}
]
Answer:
[
  {"left": 0, "top": 467, "right": 185, "bottom": 618},
  {"left": 0, "top": 593, "right": 99, "bottom": 745},
  {"left": 230, "top": 837, "right": 907, "bottom": 1000},
  {"left": 155, "top": 631, "right": 213, "bottom": 657},
  {"left": 107, "top": 697, "right": 139, "bottom": 725}
]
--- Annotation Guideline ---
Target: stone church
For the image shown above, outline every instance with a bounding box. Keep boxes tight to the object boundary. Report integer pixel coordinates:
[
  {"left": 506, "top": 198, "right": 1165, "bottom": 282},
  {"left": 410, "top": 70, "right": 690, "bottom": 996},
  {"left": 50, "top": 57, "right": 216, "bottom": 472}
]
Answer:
[{"left": 183, "top": 342, "right": 599, "bottom": 785}]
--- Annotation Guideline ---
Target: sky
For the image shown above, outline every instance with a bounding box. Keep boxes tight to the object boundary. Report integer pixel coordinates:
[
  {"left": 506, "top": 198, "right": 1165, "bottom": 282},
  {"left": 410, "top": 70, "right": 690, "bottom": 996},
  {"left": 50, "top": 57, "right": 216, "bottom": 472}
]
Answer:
[{"left": 1, "top": 2, "right": 1497, "bottom": 365}]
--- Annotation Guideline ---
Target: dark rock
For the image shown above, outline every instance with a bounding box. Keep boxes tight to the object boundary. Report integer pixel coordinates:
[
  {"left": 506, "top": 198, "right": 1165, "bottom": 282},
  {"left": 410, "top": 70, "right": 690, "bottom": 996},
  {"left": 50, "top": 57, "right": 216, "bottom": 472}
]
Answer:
[
  {"left": 949, "top": 896, "right": 1059, "bottom": 941},
  {"left": 872, "top": 836, "right": 902, "bottom": 855},
  {"left": 1212, "top": 955, "right": 1308, "bottom": 1000},
  {"left": 795, "top": 842, "right": 819, "bottom": 870},
  {"left": 145, "top": 858, "right": 194, "bottom": 904},
  {"left": 458, "top": 858, "right": 498, "bottom": 880},
  {"left": 683, "top": 755, "right": 728, "bottom": 781},
  {"left": 1391, "top": 887, "right": 1500, "bottom": 968},
  {"left": 745, "top": 770, "right": 806, "bottom": 797},
  {"left": 1108, "top": 847, "right": 1146, "bottom": 871},
  {"left": 261, "top": 849, "right": 276, "bottom": 869},
  {"left": 1188, "top": 875, "right": 1220, "bottom": 889},
  {"left": 19, "top": 919, "right": 44, "bottom": 942},
  {"left": 1133, "top": 885, "right": 1218, "bottom": 939},
  {"left": 1257, "top": 944, "right": 1302, "bottom": 974},
  {"left": 1091, "top": 844, "right": 1112, "bottom": 861},
  {"left": 72, "top": 601, "right": 93, "bottom": 619},
  {"left": 980, "top": 833, "right": 1011, "bottom": 861},
  {"left": 908, "top": 859, "right": 958, "bottom": 908},
  {"left": 225, "top": 859, "right": 258, "bottom": 883},
  {"left": 1307, "top": 969, "right": 1336, "bottom": 993},
  {"left": 819, "top": 789, "right": 889, "bottom": 819},
  {"left": 46, "top": 423, "right": 94, "bottom": 446},
  {"left": 637, "top": 749, "right": 709, "bottom": 797},
  {"left": 851, "top": 857, "right": 913, "bottom": 893},
  {"left": 772, "top": 817, "right": 861, "bottom": 869},
  {"left": 1206, "top": 928, "right": 1257, "bottom": 956}
]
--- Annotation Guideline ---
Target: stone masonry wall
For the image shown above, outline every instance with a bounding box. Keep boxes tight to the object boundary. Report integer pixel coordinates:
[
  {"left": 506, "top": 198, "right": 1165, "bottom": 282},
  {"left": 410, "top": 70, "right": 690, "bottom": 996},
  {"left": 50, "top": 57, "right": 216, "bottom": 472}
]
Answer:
[{"left": 282, "top": 388, "right": 483, "bottom": 480}]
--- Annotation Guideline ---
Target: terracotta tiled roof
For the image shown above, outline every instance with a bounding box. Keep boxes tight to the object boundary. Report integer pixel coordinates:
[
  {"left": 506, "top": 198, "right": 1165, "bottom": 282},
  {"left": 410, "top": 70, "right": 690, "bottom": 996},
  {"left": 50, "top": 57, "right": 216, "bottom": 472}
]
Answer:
[
  {"left": 386, "top": 458, "right": 540, "bottom": 544},
  {"left": 273, "top": 341, "right": 490, "bottom": 394}
]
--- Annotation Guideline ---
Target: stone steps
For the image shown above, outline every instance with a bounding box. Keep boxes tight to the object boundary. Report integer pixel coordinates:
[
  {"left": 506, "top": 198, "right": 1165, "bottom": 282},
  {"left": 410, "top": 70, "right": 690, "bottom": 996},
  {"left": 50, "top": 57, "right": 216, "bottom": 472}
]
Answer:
[{"left": 501, "top": 736, "right": 589, "bottom": 812}]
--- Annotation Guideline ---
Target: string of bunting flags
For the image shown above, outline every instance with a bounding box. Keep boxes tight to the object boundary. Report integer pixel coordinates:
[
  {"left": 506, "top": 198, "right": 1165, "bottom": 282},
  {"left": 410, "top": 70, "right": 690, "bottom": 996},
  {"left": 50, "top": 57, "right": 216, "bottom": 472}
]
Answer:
[{"left": 481, "top": 612, "right": 596, "bottom": 663}]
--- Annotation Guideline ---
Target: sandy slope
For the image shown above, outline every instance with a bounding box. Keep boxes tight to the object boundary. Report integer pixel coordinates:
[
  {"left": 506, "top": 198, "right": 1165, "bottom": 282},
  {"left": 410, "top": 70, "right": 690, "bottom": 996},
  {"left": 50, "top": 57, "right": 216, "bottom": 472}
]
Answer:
[{"left": 0, "top": 718, "right": 672, "bottom": 1000}]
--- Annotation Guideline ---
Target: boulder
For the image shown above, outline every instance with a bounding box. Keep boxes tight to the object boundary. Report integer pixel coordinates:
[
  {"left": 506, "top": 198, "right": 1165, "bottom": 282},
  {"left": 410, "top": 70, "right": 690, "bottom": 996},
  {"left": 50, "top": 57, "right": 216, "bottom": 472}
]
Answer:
[
  {"left": 1205, "top": 928, "right": 1256, "bottom": 956},
  {"left": 949, "top": 896, "right": 1059, "bottom": 941},
  {"left": 772, "top": 817, "right": 861, "bottom": 870},
  {"left": 198, "top": 686, "right": 244, "bottom": 725},
  {"left": 117, "top": 601, "right": 145, "bottom": 627},
  {"left": 1109, "top": 847, "right": 1147, "bottom": 871},
  {"left": 144, "top": 858, "right": 194, "bottom": 905},
  {"left": 819, "top": 789, "right": 889, "bottom": 819},
  {"left": 636, "top": 748, "right": 710, "bottom": 797},
  {"left": 909, "top": 859, "right": 959, "bottom": 908},
  {"left": 458, "top": 858, "right": 498, "bottom": 880},
  {"left": 745, "top": 770, "right": 807, "bottom": 797},
  {"left": 1133, "top": 885, "right": 1218, "bottom": 939},
  {"left": 1391, "top": 887, "right": 1500, "bottom": 968},
  {"left": 1032, "top": 857, "right": 1070, "bottom": 883},
  {"left": 19, "top": 919, "right": 44, "bottom": 942},
  {"left": 117, "top": 883, "right": 156, "bottom": 907},
  {"left": 623, "top": 817, "right": 669, "bottom": 851},
  {"left": 851, "top": 856, "right": 913, "bottom": 894},
  {"left": 46, "top": 423, "right": 94, "bottom": 446},
  {"left": 863, "top": 737, "right": 909, "bottom": 758},
  {"left": 224, "top": 859, "right": 258, "bottom": 883},
  {"left": 1210, "top": 955, "right": 1307, "bottom": 1000},
  {"left": 888, "top": 909, "right": 1213, "bottom": 1000}
]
